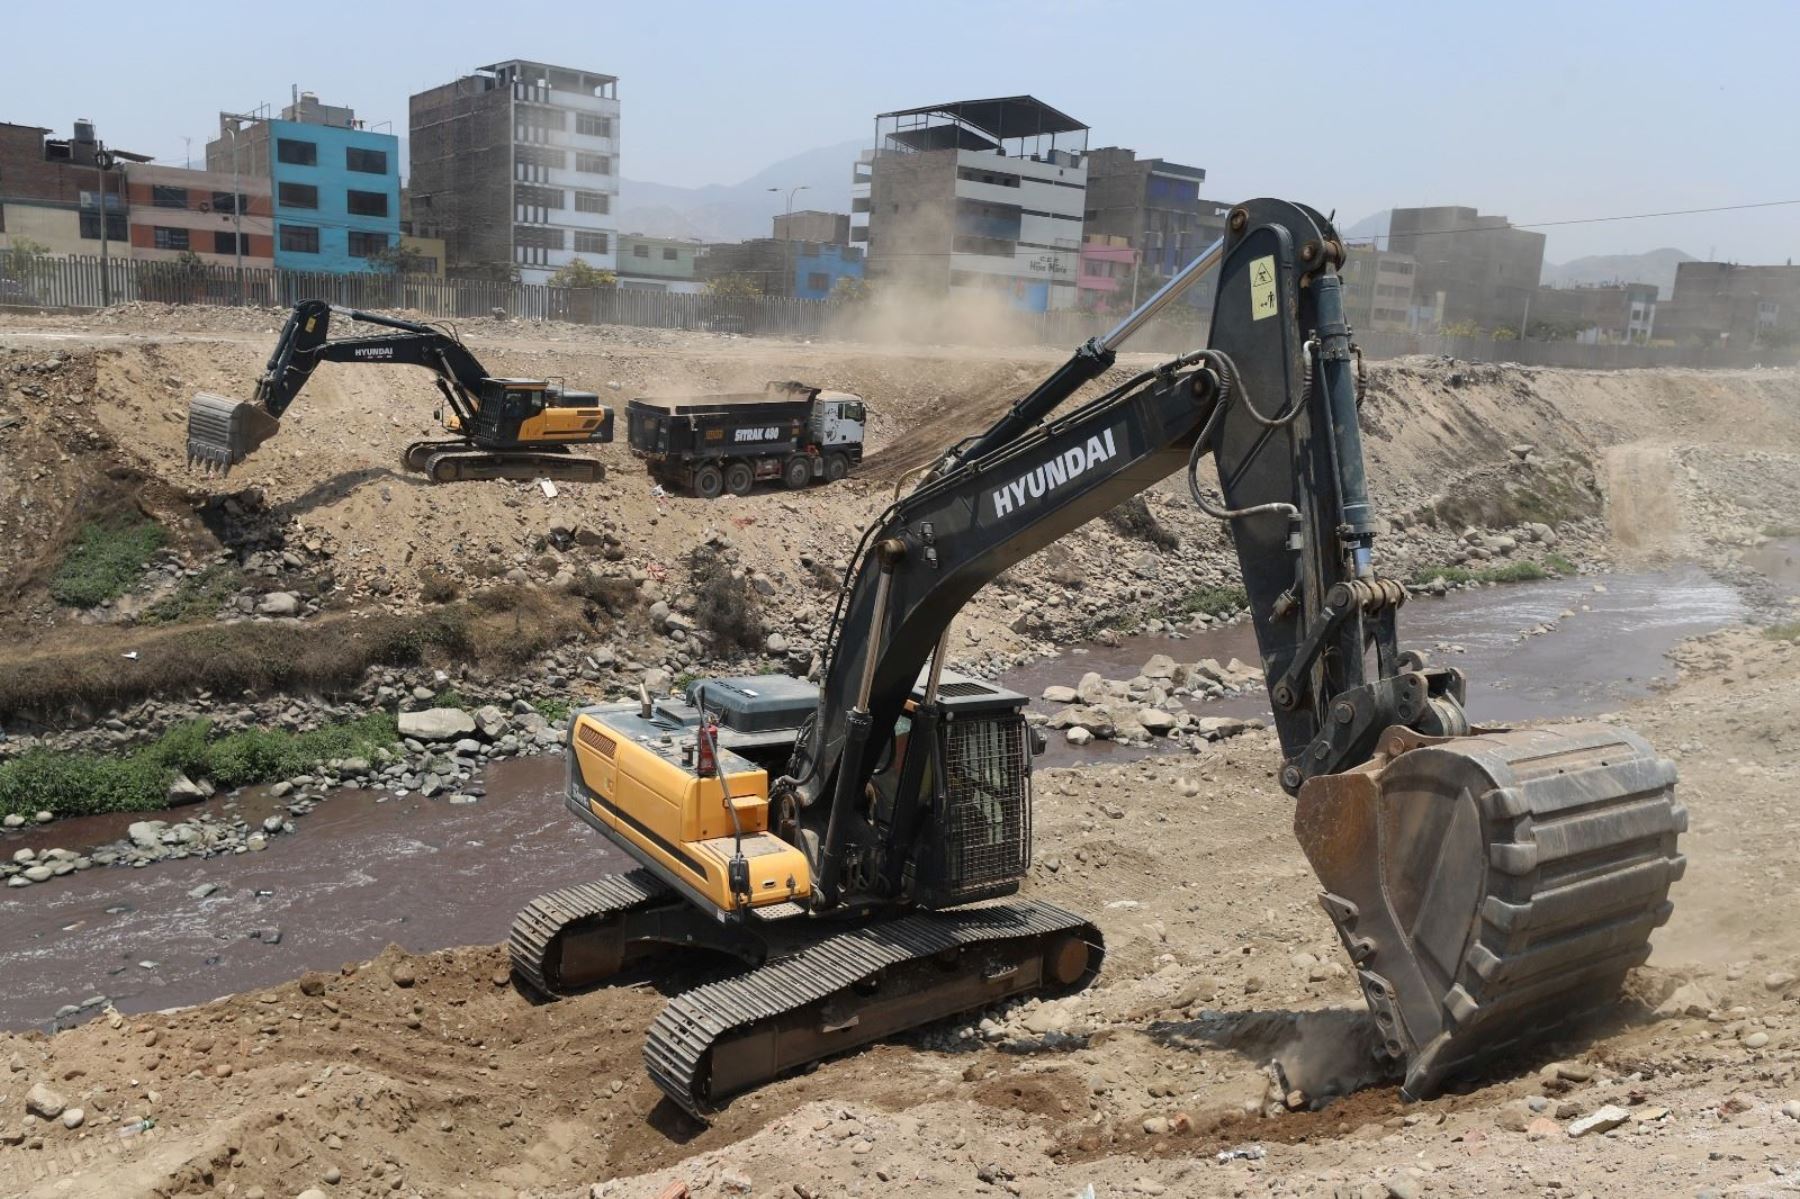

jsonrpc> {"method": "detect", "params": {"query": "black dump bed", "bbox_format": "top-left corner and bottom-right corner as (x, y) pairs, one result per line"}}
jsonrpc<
(628, 382), (820, 459)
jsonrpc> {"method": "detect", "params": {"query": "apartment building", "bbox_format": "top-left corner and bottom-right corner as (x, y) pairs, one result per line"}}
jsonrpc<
(125, 163), (273, 266)
(1082, 148), (1216, 280)
(0, 120), (148, 258)
(409, 60), (620, 284)
(1655, 261), (1800, 349)
(853, 96), (1088, 311)
(617, 234), (706, 293)
(1339, 244), (1416, 333)
(206, 93), (401, 273)
(1529, 281), (1659, 343)
(702, 238), (864, 300)
(1387, 206), (1546, 334)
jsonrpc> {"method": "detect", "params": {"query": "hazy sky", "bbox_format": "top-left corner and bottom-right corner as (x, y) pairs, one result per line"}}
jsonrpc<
(9, 0), (1795, 263)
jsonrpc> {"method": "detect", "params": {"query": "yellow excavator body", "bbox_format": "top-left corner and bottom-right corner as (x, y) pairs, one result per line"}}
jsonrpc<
(568, 707), (812, 912)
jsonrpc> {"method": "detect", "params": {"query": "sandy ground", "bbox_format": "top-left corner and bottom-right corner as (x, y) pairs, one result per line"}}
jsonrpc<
(1, 625), (1797, 1199)
(6, 308), (1800, 1197)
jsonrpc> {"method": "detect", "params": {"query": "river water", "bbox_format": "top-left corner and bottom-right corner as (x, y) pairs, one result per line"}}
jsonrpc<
(0, 561), (1765, 1030)
(1002, 564), (1747, 768)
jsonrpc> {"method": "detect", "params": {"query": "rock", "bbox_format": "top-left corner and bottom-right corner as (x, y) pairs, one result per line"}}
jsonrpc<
(1763, 971), (1796, 993)
(1567, 1104), (1630, 1138)
(1385, 1179), (1423, 1199)
(322, 1166), (342, 1184)
(22, 866), (52, 882)
(127, 821), (168, 849)
(25, 1083), (66, 1119)
(188, 882), (218, 900)
(1551, 1060), (1595, 1083)
(1744, 1031), (1770, 1049)
(765, 633), (787, 654)
(472, 705), (508, 738)
(261, 815), (284, 834)
(1, 814), (21, 829)
(166, 773), (212, 805)
(397, 708), (478, 742)
(298, 1190), (328, 1199)
(644, 668), (672, 694)
(1195, 716), (1251, 740)
(1075, 671), (1108, 704)
(1781, 1100), (1800, 1121)
(1141, 653), (1180, 680)
(1041, 685), (1079, 704)
(1065, 727), (1093, 746)
(256, 591), (301, 617)
(1509, 444), (1535, 461)
(1656, 979), (1720, 1018)
(390, 962), (416, 988)
(1137, 708), (1178, 736)
(1142, 1115), (1171, 1135)
(59, 1108), (84, 1130)
(1131, 1181), (1167, 1196)
(1046, 705), (1116, 739)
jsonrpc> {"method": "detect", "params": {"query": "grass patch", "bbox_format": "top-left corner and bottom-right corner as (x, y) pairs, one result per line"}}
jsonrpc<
(686, 546), (764, 654)
(1178, 585), (1246, 618)
(0, 713), (398, 820)
(141, 563), (242, 625)
(1544, 552), (1578, 575)
(1765, 621), (1800, 643)
(1765, 523), (1800, 539)
(418, 567), (461, 604)
(0, 588), (585, 725)
(50, 519), (166, 608)
(532, 697), (573, 725)
(432, 687), (469, 710)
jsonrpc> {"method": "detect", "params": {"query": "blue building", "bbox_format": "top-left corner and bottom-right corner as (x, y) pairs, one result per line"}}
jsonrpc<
(790, 243), (864, 301)
(267, 119), (400, 272)
(207, 94), (401, 274)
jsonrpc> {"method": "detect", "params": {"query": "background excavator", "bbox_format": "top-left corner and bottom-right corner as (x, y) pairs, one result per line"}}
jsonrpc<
(186, 299), (614, 483)
(510, 198), (1686, 1120)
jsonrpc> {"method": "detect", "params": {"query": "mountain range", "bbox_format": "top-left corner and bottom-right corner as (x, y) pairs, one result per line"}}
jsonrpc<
(617, 138), (863, 243)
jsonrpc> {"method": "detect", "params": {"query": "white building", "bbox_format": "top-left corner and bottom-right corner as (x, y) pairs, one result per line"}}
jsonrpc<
(855, 97), (1088, 312)
(410, 60), (619, 284)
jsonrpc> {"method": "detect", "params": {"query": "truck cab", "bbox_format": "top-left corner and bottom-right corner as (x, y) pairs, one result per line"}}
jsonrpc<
(810, 391), (867, 453)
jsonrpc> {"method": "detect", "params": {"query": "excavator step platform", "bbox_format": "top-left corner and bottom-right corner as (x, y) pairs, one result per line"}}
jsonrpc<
(1295, 722), (1684, 1099)
(510, 874), (1103, 1119)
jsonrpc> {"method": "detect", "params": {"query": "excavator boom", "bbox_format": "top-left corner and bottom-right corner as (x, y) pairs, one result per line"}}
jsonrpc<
(522, 197), (1683, 1115)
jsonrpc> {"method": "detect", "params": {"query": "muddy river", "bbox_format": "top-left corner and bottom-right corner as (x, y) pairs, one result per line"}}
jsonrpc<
(0, 561), (1765, 1030)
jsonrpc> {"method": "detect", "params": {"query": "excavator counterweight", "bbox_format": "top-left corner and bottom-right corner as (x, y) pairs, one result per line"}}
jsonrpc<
(511, 197), (1684, 1118)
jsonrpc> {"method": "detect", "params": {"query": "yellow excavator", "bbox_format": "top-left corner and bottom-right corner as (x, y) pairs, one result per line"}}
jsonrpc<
(186, 300), (614, 483)
(510, 198), (1685, 1118)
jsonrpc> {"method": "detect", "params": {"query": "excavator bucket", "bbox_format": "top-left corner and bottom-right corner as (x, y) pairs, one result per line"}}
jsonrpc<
(186, 392), (281, 475)
(1295, 722), (1684, 1099)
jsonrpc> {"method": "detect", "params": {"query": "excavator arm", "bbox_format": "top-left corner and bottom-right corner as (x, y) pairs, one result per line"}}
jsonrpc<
(186, 299), (493, 473)
(788, 198), (1685, 1098)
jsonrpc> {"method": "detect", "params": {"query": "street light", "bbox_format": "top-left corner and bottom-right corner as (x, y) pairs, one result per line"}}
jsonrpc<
(767, 184), (809, 298)
(92, 144), (117, 307)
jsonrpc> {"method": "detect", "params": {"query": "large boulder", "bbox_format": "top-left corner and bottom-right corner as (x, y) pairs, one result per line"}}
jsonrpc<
(1137, 708), (1178, 736)
(1141, 653), (1180, 680)
(1041, 685), (1079, 704)
(471, 704), (509, 739)
(397, 708), (478, 743)
(256, 591), (301, 617)
(126, 820), (168, 850)
(1075, 671), (1108, 705)
(1045, 705), (1116, 739)
(166, 774), (213, 805)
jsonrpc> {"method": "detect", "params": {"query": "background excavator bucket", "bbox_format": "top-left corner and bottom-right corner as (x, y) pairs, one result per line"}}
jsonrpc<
(1295, 723), (1684, 1099)
(187, 392), (281, 476)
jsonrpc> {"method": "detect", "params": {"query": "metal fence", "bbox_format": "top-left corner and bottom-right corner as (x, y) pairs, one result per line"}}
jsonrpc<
(3, 253), (1793, 371)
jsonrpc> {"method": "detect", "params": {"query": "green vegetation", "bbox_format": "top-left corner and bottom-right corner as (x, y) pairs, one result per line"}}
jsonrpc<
(50, 519), (167, 608)
(431, 687), (469, 710)
(548, 258), (617, 289)
(1544, 552), (1579, 575)
(1178, 585), (1247, 618)
(141, 563), (242, 625)
(0, 713), (398, 820)
(1765, 621), (1800, 643)
(532, 697), (573, 725)
(1764, 523), (1800, 539)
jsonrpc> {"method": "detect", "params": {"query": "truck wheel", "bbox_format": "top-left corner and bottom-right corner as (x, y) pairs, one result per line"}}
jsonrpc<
(782, 455), (812, 490)
(693, 464), (724, 499)
(725, 461), (756, 496)
(824, 453), (850, 483)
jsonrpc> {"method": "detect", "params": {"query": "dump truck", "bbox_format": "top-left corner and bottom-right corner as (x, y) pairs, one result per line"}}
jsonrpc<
(627, 382), (865, 498)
